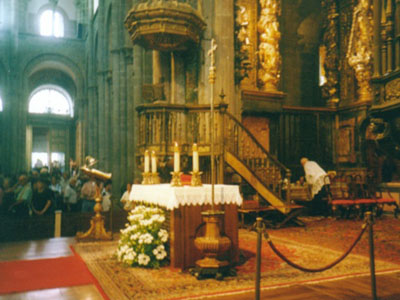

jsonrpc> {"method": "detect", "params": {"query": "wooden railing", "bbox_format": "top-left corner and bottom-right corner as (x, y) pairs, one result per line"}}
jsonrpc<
(136, 102), (292, 203)
(136, 102), (224, 156)
(222, 111), (291, 202)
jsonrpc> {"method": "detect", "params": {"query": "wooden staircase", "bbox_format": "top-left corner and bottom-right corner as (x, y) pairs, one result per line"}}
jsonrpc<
(222, 112), (294, 214)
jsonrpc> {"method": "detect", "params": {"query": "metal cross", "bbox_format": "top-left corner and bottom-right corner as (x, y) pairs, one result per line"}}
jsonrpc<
(207, 38), (217, 68)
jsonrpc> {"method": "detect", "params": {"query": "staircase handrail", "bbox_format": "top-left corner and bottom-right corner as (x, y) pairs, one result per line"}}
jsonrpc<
(222, 111), (290, 174)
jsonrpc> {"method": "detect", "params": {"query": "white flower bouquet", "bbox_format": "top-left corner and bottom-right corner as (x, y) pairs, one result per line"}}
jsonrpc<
(116, 205), (169, 268)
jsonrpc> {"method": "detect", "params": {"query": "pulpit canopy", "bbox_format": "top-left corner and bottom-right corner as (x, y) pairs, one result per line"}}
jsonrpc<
(125, 0), (206, 51)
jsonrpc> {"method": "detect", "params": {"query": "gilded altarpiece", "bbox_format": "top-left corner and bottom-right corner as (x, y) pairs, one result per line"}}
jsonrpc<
(385, 78), (400, 103)
(321, 0), (340, 107)
(234, 0), (258, 89)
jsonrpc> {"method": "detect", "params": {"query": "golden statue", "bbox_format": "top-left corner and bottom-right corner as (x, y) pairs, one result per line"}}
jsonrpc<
(347, 0), (373, 102)
(257, 0), (281, 91)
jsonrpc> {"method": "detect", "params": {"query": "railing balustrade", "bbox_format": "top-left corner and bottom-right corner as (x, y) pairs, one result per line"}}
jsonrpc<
(136, 102), (292, 203)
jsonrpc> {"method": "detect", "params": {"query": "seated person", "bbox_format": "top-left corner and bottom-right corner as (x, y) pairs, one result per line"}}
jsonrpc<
(8, 174), (32, 217)
(120, 182), (134, 211)
(101, 180), (112, 212)
(1, 177), (15, 215)
(49, 175), (62, 210)
(63, 177), (78, 212)
(80, 175), (97, 212)
(32, 176), (54, 216)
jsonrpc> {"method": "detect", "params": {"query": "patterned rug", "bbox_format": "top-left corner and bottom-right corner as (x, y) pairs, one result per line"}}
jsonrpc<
(73, 217), (400, 300)
(268, 215), (400, 265)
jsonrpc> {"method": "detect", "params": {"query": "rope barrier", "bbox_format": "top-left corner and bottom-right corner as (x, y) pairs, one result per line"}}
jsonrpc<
(263, 223), (368, 273)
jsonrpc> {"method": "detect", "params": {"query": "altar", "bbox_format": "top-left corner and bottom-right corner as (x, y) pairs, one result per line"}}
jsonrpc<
(129, 184), (242, 270)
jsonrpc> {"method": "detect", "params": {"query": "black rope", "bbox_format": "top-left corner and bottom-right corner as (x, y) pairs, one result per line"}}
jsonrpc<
(264, 224), (368, 273)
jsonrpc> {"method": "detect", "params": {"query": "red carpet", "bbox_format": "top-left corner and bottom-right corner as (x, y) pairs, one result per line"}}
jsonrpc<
(0, 249), (102, 295)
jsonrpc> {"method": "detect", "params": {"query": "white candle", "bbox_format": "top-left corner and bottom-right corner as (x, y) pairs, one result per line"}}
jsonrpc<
(151, 151), (157, 173)
(174, 142), (180, 172)
(193, 143), (199, 172)
(144, 150), (150, 173)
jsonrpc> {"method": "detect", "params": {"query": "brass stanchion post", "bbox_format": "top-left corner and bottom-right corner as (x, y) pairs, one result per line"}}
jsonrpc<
(366, 211), (378, 300)
(255, 217), (262, 300)
(192, 39), (232, 280)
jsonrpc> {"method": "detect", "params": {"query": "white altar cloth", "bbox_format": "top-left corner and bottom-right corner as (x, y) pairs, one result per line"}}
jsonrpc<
(128, 184), (242, 210)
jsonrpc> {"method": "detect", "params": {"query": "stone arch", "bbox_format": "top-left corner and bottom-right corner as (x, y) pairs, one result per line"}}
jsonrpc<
(22, 53), (85, 111)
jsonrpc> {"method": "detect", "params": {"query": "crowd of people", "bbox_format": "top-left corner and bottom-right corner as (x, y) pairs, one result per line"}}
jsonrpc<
(0, 163), (117, 218)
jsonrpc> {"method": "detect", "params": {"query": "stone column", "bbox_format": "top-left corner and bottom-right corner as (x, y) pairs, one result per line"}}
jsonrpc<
(386, 0), (394, 73)
(97, 71), (106, 169)
(110, 0), (121, 193)
(87, 86), (96, 157)
(119, 49), (128, 182)
(97, 1), (106, 170)
(214, 0), (235, 113)
(170, 52), (176, 104)
(125, 48), (134, 183)
(93, 85), (99, 160)
(152, 50), (162, 84)
(132, 45), (144, 179)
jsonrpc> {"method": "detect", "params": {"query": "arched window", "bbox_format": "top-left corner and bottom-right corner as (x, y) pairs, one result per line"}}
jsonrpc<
(29, 86), (73, 117)
(93, 0), (99, 14)
(40, 9), (64, 37)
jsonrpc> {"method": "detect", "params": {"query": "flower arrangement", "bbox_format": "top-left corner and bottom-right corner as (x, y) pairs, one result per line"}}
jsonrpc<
(116, 205), (169, 268)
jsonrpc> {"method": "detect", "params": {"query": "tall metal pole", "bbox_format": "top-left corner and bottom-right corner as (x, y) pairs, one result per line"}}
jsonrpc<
(367, 211), (378, 300)
(255, 217), (262, 300)
(208, 39), (217, 211)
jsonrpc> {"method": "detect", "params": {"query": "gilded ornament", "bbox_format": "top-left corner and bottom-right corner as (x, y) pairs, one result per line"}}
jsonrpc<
(385, 78), (400, 102)
(321, 0), (340, 106)
(125, 0), (206, 51)
(257, 0), (281, 91)
(234, 5), (252, 85)
(347, 0), (374, 102)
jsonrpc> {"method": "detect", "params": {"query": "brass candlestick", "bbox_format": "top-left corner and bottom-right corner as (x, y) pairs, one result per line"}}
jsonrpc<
(190, 171), (203, 186)
(170, 171), (183, 187)
(142, 172), (152, 184)
(194, 211), (231, 268)
(152, 172), (160, 184)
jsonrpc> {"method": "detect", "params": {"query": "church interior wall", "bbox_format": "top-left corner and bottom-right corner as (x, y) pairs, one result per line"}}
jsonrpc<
(1, 0), (400, 200)
(85, 0), (135, 193)
(0, 0), (86, 174)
